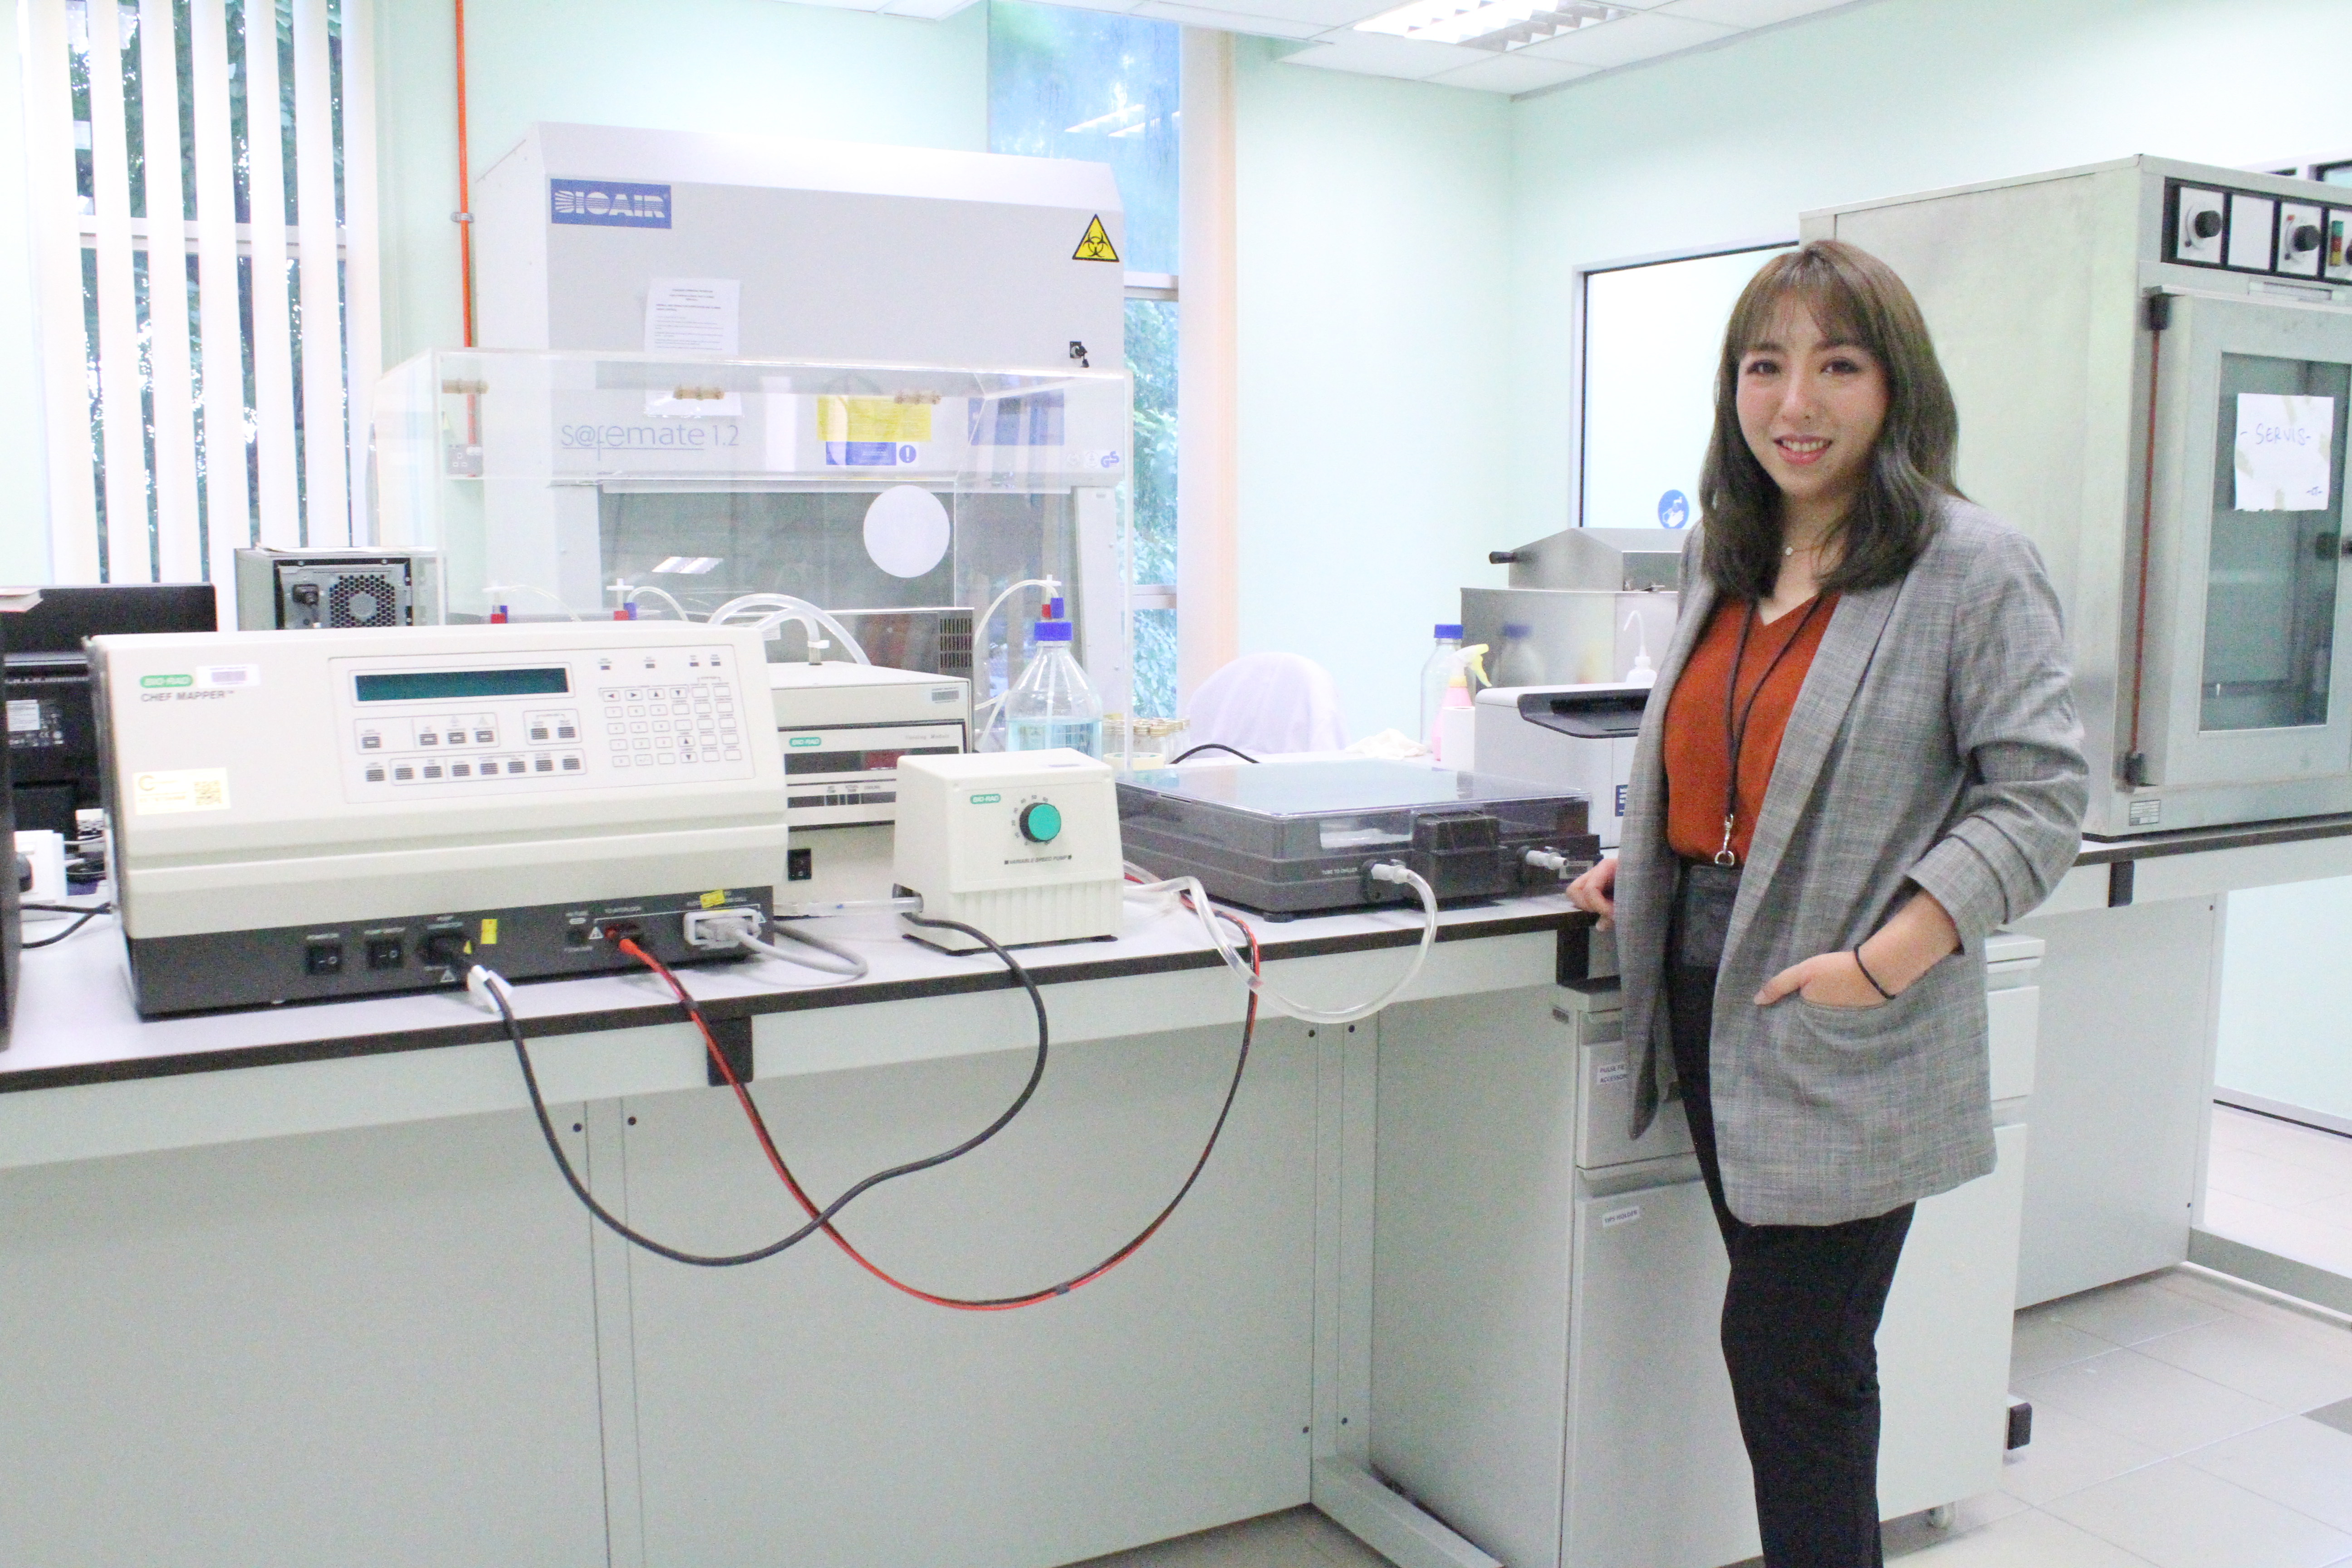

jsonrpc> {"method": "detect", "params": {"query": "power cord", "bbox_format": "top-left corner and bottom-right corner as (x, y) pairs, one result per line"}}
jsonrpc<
(730, 918), (870, 980)
(1168, 742), (1259, 765)
(20, 902), (114, 948)
(1123, 862), (1439, 1025)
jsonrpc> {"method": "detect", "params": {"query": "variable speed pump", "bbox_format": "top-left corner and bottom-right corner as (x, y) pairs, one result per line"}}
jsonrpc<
(95, 624), (790, 1015)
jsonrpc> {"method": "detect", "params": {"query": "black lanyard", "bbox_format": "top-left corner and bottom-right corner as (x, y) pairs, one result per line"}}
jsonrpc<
(1716, 594), (1829, 867)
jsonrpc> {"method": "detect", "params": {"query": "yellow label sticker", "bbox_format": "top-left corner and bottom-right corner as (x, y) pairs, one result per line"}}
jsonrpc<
(130, 767), (231, 815)
(1073, 215), (1119, 263)
(700, 889), (727, 909)
(479, 918), (499, 945)
(815, 397), (931, 445)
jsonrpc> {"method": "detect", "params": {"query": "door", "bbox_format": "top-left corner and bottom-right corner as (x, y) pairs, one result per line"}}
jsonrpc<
(2144, 292), (2352, 789)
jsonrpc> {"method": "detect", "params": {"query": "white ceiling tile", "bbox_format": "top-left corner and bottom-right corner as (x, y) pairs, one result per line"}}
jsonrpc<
(1279, 30), (1497, 80)
(1654, 0), (1861, 25)
(878, 0), (982, 18)
(1129, 0), (1330, 35)
(1216, 0), (1404, 26)
(1516, 9), (1733, 66)
(1017, 0), (1144, 15)
(1426, 52), (1598, 93)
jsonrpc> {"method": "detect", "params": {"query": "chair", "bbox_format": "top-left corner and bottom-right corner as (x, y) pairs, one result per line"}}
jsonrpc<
(1181, 652), (1349, 757)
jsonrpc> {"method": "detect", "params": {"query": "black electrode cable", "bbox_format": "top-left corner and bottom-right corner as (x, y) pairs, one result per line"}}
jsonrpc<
(488, 908), (1259, 1306)
(742, 905), (1259, 1309)
(1168, 742), (1259, 765)
(484, 919), (1051, 1269)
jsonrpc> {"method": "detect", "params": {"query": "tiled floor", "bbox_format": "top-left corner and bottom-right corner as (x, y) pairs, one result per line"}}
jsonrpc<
(1078, 1264), (2352, 1568)
(1070, 1507), (1392, 1568)
(2205, 1104), (2352, 1278)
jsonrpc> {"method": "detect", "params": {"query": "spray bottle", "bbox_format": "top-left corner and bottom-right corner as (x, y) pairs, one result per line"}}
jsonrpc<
(1433, 643), (1489, 768)
(1622, 608), (1658, 688)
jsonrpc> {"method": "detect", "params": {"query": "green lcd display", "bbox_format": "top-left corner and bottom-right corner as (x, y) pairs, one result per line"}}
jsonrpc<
(354, 667), (570, 702)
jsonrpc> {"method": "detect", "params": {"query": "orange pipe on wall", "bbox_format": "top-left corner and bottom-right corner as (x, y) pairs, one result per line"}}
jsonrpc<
(454, 0), (475, 347)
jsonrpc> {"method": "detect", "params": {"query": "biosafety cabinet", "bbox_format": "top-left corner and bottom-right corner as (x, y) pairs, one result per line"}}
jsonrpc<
(393, 125), (1139, 716)
(471, 122), (1128, 373)
(372, 349), (1134, 717)
(1805, 157), (2352, 837)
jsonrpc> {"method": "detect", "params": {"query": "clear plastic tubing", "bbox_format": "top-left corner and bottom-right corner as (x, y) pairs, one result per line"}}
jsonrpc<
(705, 593), (872, 665)
(1004, 617), (1104, 758)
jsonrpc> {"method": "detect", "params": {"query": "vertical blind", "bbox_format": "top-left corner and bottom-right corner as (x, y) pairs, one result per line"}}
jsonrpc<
(17, 0), (380, 587)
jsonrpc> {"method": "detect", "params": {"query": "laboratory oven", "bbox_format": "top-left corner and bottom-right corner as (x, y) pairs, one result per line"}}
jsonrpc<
(1806, 156), (2352, 836)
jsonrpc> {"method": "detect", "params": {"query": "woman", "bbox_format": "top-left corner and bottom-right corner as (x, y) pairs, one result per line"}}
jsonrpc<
(1566, 240), (2086, 1567)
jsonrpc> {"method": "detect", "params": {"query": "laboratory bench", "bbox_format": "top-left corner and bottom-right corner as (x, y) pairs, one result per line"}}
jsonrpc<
(0, 887), (1580, 1568)
(1, 808), (2345, 1568)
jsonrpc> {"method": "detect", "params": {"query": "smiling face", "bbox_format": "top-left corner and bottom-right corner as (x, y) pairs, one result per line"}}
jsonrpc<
(1734, 298), (1891, 538)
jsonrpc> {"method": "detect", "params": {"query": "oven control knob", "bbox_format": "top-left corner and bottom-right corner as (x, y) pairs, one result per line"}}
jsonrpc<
(2292, 223), (2323, 254)
(1017, 802), (1063, 844)
(2190, 208), (2223, 240)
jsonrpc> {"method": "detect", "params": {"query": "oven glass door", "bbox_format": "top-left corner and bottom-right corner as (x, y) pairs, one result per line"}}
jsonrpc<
(2148, 294), (2352, 789)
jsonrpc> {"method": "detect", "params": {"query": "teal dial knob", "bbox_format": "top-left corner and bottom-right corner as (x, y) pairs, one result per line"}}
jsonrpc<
(1018, 801), (1063, 844)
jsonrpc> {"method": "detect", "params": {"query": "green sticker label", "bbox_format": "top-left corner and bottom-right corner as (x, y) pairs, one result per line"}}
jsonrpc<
(788, 735), (823, 747)
(140, 673), (193, 689)
(969, 793), (1001, 805)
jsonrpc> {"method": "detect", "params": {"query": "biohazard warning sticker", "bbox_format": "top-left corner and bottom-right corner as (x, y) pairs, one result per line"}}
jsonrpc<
(1073, 215), (1120, 263)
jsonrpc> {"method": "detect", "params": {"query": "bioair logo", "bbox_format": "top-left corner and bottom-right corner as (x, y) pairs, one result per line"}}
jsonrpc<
(549, 179), (671, 229)
(140, 673), (193, 689)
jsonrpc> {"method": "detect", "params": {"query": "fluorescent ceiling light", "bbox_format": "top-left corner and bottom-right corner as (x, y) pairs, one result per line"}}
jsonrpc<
(1355, 0), (1625, 51)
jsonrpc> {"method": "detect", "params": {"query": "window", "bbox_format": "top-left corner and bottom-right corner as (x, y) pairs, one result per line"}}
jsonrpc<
(989, 0), (1180, 717)
(20, 0), (379, 586)
(1580, 244), (1791, 534)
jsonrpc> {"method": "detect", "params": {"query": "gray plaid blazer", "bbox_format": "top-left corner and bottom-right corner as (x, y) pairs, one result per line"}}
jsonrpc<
(1618, 498), (2087, 1226)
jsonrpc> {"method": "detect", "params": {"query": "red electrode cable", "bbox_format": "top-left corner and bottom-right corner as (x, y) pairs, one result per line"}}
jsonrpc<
(617, 923), (1259, 1312)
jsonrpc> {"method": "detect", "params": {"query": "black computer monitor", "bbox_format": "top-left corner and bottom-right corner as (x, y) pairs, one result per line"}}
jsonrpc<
(5, 583), (219, 836)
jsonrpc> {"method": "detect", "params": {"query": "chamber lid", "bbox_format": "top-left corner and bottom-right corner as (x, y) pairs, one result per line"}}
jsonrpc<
(1120, 758), (1578, 818)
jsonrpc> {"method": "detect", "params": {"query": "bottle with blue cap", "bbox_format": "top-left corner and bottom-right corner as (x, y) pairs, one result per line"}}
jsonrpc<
(1492, 621), (1541, 688)
(1420, 622), (1464, 752)
(1004, 598), (1104, 758)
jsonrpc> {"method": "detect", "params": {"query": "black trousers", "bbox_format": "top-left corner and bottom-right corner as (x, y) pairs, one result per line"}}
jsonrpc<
(1666, 960), (1915, 1568)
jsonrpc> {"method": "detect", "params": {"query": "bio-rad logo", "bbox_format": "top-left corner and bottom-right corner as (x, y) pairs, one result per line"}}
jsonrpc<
(549, 179), (671, 229)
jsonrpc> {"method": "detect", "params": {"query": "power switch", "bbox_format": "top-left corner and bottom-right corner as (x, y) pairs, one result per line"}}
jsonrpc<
(366, 936), (405, 970)
(304, 939), (345, 976)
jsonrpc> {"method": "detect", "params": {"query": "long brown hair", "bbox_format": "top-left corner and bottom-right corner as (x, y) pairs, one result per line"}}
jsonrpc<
(1696, 240), (1960, 600)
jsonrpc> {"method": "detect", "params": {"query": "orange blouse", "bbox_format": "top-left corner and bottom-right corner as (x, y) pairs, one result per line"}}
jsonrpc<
(1663, 594), (1839, 866)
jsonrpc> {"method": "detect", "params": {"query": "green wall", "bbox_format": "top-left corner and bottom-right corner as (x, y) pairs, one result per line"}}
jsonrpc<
(1234, 42), (1511, 739)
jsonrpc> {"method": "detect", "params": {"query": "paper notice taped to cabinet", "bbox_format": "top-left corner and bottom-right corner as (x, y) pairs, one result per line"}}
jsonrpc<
(645, 278), (739, 357)
(2234, 393), (2334, 511)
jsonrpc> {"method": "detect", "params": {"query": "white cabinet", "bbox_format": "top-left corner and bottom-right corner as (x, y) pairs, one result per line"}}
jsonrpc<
(1879, 1123), (2030, 1518)
(1563, 1175), (1754, 1568)
(1372, 942), (2043, 1568)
